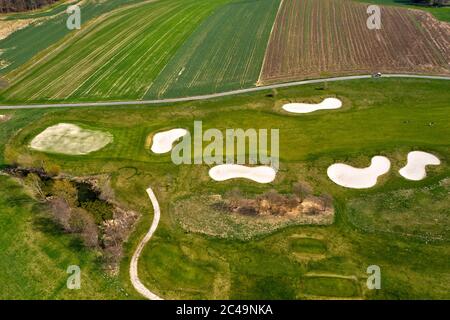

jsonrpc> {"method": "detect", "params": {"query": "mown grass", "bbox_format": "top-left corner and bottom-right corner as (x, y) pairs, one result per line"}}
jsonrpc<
(144, 0), (281, 99)
(0, 0), (143, 75)
(301, 276), (360, 298)
(290, 238), (328, 255)
(1, 0), (228, 102)
(1, 78), (449, 299)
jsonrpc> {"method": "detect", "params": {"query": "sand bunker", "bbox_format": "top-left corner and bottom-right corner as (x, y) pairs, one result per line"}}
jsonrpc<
(151, 128), (188, 154)
(0, 115), (11, 122)
(30, 123), (113, 155)
(209, 164), (276, 184)
(282, 98), (342, 114)
(399, 151), (441, 181)
(327, 156), (391, 189)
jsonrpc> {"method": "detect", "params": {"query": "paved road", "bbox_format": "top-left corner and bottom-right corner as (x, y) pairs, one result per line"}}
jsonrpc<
(129, 187), (163, 300)
(1, 74), (449, 110)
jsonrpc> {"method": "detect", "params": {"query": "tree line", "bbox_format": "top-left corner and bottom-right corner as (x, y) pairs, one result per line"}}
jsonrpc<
(0, 0), (59, 13)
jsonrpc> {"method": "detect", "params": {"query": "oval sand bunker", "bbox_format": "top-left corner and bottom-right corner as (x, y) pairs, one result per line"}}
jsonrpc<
(327, 156), (391, 189)
(151, 128), (188, 154)
(282, 98), (342, 114)
(209, 164), (276, 184)
(30, 123), (113, 155)
(399, 151), (440, 181)
(0, 115), (11, 122)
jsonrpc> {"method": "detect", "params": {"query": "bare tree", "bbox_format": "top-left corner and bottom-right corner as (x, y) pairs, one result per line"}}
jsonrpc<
(49, 198), (72, 231)
(293, 181), (312, 201)
(24, 173), (45, 201)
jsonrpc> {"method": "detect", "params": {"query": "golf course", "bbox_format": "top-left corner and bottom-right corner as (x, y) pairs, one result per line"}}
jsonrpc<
(0, 0), (449, 300)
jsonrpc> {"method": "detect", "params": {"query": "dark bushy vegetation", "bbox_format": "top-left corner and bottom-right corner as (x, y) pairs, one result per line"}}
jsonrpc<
(0, 0), (59, 13)
(3, 166), (138, 273)
(220, 182), (334, 217)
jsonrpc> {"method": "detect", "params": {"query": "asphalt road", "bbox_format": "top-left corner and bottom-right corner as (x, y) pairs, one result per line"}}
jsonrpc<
(0, 74), (449, 110)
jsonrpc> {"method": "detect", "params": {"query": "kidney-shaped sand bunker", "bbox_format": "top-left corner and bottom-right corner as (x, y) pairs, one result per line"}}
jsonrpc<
(399, 151), (441, 181)
(327, 156), (391, 189)
(150, 128), (188, 154)
(30, 123), (113, 155)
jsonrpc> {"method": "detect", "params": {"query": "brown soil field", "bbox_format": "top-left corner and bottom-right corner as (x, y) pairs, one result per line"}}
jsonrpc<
(258, 0), (450, 84)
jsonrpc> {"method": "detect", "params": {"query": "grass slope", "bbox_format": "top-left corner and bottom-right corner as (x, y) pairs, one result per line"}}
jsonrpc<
(0, 109), (135, 299)
(144, 0), (281, 99)
(1, 0), (227, 102)
(0, 176), (131, 299)
(0, 0), (143, 75)
(2, 78), (449, 299)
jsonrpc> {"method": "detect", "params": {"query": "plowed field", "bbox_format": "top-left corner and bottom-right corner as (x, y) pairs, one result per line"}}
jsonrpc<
(259, 0), (450, 84)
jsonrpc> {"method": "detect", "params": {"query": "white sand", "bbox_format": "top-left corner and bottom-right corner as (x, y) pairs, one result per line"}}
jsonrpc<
(209, 164), (276, 184)
(399, 151), (440, 181)
(327, 156), (391, 189)
(0, 115), (11, 122)
(30, 123), (113, 155)
(150, 128), (188, 154)
(282, 98), (342, 114)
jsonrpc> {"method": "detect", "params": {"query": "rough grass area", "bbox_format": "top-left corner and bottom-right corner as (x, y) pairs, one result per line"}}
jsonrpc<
(144, 0), (280, 99)
(1, 78), (449, 299)
(172, 195), (333, 240)
(348, 178), (450, 241)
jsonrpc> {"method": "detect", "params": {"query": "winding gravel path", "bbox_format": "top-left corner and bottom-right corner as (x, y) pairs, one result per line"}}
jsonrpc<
(129, 187), (163, 300)
(1, 74), (449, 110)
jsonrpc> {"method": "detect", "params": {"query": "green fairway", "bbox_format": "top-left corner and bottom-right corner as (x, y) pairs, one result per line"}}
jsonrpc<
(0, 0), (229, 102)
(144, 0), (281, 99)
(2, 78), (449, 299)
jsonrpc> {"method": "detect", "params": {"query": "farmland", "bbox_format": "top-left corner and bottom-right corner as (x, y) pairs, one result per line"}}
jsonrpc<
(144, 0), (280, 99)
(0, 0), (229, 102)
(259, 0), (450, 84)
(1, 78), (449, 299)
(0, 0), (449, 302)
(0, 0), (143, 75)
